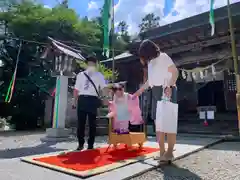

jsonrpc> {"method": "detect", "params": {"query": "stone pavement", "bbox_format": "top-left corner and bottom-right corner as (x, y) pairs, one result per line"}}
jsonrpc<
(131, 141), (240, 180)
(0, 132), (221, 180)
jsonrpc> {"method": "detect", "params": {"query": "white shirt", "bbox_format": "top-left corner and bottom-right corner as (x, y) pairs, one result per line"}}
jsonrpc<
(74, 70), (107, 96)
(148, 52), (174, 87)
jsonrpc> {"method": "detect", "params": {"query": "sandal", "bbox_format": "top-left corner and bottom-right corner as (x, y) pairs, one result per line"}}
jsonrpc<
(153, 151), (165, 160)
(157, 153), (173, 165)
(163, 152), (174, 161)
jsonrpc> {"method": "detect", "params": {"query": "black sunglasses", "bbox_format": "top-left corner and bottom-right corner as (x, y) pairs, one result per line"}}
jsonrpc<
(112, 87), (123, 92)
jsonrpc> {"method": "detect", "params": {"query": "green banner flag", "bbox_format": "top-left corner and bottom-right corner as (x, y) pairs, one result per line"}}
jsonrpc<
(209, 0), (215, 36)
(102, 0), (113, 58)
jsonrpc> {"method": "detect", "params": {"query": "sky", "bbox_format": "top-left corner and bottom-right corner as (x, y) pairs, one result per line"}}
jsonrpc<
(39, 0), (240, 35)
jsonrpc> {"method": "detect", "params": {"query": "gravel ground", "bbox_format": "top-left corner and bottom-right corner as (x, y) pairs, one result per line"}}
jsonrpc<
(131, 141), (240, 180)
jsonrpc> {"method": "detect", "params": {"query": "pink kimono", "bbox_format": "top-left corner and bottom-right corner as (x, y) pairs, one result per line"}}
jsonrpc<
(108, 93), (144, 134)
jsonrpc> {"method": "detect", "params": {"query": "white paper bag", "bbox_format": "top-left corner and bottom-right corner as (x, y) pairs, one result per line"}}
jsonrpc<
(207, 111), (214, 119)
(199, 111), (205, 119)
(155, 100), (178, 134)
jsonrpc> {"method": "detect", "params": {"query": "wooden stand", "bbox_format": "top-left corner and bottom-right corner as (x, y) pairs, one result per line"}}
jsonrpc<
(107, 118), (146, 150)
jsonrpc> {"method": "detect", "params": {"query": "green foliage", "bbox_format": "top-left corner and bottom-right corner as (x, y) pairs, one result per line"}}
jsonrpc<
(117, 21), (130, 42)
(0, 1), (100, 44)
(7, 88), (46, 130)
(97, 63), (118, 81)
(139, 13), (160, 32)
(0, 0), (129, 55)
(77, 61), (118, 81)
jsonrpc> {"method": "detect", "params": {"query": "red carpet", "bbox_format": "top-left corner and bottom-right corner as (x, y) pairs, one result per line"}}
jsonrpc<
(33, 145), (159, 173)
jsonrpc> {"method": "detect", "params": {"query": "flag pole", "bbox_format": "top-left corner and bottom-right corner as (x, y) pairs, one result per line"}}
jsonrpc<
(111, 0), (115, 83)
(227, 0), (240, 135)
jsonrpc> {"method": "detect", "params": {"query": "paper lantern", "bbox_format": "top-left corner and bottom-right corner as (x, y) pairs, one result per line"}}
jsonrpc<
(200, 71), (204, 79)
(192, 72), (197, 80)
(204, 69), (208, 77)
(211, 65), (216, 75)
(181, 70), (187, 79)
(186, 72), (192, 81)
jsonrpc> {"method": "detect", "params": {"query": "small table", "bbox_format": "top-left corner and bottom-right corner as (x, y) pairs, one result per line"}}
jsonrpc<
(107, 118), (146, 151)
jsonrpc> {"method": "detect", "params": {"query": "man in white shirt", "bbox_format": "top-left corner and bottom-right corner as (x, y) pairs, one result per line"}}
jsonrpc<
(73, 55), (107, 150)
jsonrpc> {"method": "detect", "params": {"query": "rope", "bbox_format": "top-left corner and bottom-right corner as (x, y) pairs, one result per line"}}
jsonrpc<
(177, 67), (228, 102)
(179, 55), (229, 72)
(7, 36), (127, 53)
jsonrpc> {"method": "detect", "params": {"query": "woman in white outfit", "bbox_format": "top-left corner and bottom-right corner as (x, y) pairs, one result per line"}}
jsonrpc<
(133, 39), (179, 162)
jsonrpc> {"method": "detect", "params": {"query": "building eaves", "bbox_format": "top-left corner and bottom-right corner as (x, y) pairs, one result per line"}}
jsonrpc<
(139, 2), (240, 40)
(101, 52), (134, 63)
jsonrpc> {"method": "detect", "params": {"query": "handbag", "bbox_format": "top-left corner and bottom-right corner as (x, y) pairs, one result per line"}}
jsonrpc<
(83, 72), (102, 108)
(155, 99), (178, 134)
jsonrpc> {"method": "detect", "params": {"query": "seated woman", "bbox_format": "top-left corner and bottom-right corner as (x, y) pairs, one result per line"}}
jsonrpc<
(107, 82), (143, 134)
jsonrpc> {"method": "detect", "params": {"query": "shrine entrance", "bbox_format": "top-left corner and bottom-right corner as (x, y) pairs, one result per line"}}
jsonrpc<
(198, 80), (226, 112)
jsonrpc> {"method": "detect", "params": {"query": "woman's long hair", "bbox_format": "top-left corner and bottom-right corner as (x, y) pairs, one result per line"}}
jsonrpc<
(138, 39), (160, 64)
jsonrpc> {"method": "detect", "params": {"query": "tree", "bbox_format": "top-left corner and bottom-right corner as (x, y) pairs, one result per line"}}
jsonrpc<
(92, 9), (130, 58)
(117, 21), (128, 36)
(0, 0), (18, 10)
(117, 20), (130, 43)
(139, 13), (160, 32)
(0, 1), (102, 47)
(61, 0), (68, 8)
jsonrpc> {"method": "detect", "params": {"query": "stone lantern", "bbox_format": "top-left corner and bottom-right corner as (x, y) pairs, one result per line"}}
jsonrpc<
(41, 37), (85, 141)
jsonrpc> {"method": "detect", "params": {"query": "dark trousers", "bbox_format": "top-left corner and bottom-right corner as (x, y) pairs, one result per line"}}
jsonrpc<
(77, 95), (99, 147)
(129, 124), (142, 132)
(77, 110), (97, 147)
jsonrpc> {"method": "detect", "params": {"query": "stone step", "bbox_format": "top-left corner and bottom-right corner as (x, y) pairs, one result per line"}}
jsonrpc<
(70, 125), (109, 136)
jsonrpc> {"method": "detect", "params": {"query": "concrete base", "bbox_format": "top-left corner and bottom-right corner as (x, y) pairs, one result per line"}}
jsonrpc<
(41, 128), (74, 142)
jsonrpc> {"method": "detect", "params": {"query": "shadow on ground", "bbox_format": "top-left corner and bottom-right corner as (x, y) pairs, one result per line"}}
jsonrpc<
(0, 136), (110, 159)
(0, 130), (45, 137)
(147, 136), (240, 151)
(0, 142), (65, 159)
(156, 164), (202, 180)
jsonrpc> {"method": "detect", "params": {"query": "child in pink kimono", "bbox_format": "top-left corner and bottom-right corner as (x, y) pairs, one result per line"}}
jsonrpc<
(107, 83), (144, 134)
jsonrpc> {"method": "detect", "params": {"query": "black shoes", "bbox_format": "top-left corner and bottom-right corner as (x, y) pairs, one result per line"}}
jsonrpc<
(76, 145), (84, 151)
(87, 145), (94, 150)
(76, 145), (94, 151)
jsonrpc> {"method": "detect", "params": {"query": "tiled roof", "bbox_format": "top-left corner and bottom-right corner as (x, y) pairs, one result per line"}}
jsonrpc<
(52, 42), (85, 60)
(140, 2), (240, 40)
(49, 37), (85, 61)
